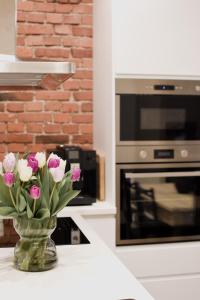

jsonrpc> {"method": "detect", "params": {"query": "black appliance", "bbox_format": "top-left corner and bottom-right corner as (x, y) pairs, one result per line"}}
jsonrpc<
(52, 145), (97, 206)
(0, 217), (90, 247)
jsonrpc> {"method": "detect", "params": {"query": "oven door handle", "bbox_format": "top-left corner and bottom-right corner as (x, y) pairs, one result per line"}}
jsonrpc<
(125, 171), (200, 179)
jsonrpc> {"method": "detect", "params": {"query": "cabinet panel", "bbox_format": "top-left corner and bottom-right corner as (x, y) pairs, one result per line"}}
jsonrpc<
(113, 0), (200, 77)
(142, 275), (200, 300)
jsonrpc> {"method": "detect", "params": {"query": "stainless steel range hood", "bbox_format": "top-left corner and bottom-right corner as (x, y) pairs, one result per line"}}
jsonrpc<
(0, 0), (75, 88)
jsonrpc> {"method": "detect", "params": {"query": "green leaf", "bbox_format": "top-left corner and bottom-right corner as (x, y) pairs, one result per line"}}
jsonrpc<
(18, 194), (26, 213)
(0, 177), (13, 206)
(41, 166), (50, 209)
(27, 201), (33, 219)
(36, 208), (50, 220)
(0, 206), (17, 217)
(52, 190), (80, 216)
(51, 188), (59, 215)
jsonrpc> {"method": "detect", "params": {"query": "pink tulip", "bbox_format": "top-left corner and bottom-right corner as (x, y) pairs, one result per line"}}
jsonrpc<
(71, 167), (81, 182)
(48, 158), (60, 169)
(27, 154), (39, 173)
(29, 185), (41, 200)
(3, 172), (15, 187)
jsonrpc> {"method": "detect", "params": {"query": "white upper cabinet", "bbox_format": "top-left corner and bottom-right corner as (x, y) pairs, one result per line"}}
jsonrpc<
(113, 0), (200, 77)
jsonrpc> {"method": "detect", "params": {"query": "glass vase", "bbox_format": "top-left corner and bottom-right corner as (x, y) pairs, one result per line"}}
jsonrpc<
(13, 216), (57, 272)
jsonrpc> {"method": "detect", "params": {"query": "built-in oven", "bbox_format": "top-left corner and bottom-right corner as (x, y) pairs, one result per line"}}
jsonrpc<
(116, 78), (200, 246)
(116, 162), (200, 245)
(116, 79), (200, 147)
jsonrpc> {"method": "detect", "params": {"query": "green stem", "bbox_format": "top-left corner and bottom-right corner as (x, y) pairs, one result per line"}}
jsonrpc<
(9, 188), (17, 211)
(33, 200), (36, 216)
(49, 183), (56, 208)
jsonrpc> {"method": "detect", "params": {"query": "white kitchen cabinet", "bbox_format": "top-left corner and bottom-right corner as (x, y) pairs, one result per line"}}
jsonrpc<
(93, 1), (200, 299)
(113, 0), (200, 78)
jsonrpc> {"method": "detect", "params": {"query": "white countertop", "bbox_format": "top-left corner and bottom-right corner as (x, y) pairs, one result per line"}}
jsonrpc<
(0, 213), (154, 300)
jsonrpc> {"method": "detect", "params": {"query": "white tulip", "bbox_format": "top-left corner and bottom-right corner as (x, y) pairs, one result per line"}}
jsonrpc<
(35, 152), (46, 168)
(17, 159), (32, 182)
(50, 167), (65, 183)
(3, 152), (16, 172)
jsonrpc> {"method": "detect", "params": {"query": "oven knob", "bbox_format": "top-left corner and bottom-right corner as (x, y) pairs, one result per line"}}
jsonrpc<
(181, 149), (188, 158)
(139, 150), (147, 159)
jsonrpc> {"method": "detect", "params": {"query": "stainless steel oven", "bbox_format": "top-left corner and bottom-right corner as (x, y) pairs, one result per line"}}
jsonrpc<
(116, 78), (200, 245)
(116, 78), (200, 148)
(116, 162), (200, 245)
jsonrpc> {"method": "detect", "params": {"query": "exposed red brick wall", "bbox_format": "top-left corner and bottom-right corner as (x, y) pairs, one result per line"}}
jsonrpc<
(0, 0), (93, 160)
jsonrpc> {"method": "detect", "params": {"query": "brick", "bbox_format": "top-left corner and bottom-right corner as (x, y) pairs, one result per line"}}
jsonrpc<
(82, 58), (93, 68)
(46, 13), (63, 24)
(0, 113), (15, 122)
(43, 36), (61, 46)
(16, 47), (33, 59)
(0, 123), (6, 133)
(17, 12), (26, 22)
(8, 123), (24, 133)
(24, 102), (43, 112)
(63, 15), (81, 25)
(6, 134), (33, 143)
(72, 134), (92, 144)
(54, 25), (72, 35)
(0, 144), (6, 153)
(81, 15), (93, 26)
(62, 124), (79, 134)
(79, 37), (92, 48)
(72, 26), (92, 37)
(62, 37), (78, 47)
(55, 4), (73, 13)
(36, 135), (69, 144)
(34, 2), (55, 13)
(80, 80), (93, 89)
(35, 48), (70, 58)
(35, 91), (70, 101)
(61, 103), (79, 113)
(27, 144), (46, 153)
(74, 91), (93, 101)
(72, 48), (92, 58)
(17, 36), (25, 46)
(0, 103), (5, 112)
(44, 124), (62, 133)
(53, 114), (71, 123)
(7, 103), (24, 112)
(80, 124), (93, 134)
(72, 114), (92, 123)
(26, 36), (44, 46)
(18, 1), (34, 11)
(45, 102), (61, 111)
(81, 102), (93, 112)
(73, 70), (92, 79)
(63, 80), (80, 90)
(73, 4), (92, 14)
(18, 113), (52, 123)
(18, 24), (54, 35)
(0, 92), (34, 102)
(26, 13), (46, 23)
(7, 144), (26, 153)
(27, 123), (43, 133)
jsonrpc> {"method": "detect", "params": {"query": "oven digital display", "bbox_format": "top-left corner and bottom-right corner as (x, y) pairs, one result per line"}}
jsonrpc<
(154, 149), (174, 159)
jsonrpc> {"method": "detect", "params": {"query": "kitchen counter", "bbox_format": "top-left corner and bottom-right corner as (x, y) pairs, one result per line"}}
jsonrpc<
(0, 213), (154, 300)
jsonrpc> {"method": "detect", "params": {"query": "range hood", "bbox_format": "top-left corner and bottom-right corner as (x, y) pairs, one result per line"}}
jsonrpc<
(0, 0), (75, 89)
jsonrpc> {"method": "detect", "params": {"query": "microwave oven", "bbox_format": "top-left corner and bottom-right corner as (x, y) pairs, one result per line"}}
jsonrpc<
(116, 79), (200, 163)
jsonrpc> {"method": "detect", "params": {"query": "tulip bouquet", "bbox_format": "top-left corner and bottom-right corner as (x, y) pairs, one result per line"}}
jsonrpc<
(0, 152), (81, 272)
(0, 152), (81, 219)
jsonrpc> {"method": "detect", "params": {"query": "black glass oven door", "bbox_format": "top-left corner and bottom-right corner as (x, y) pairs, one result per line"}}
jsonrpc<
(119, 94), (200, 141)
(118, 167), (200, 245)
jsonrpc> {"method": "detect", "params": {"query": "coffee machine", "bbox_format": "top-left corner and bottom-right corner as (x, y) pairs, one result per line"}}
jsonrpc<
(50, 145), (97, 206)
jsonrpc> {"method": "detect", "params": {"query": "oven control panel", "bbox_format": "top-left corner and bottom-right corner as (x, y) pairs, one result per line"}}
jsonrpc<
(116, 145), (200, 163)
